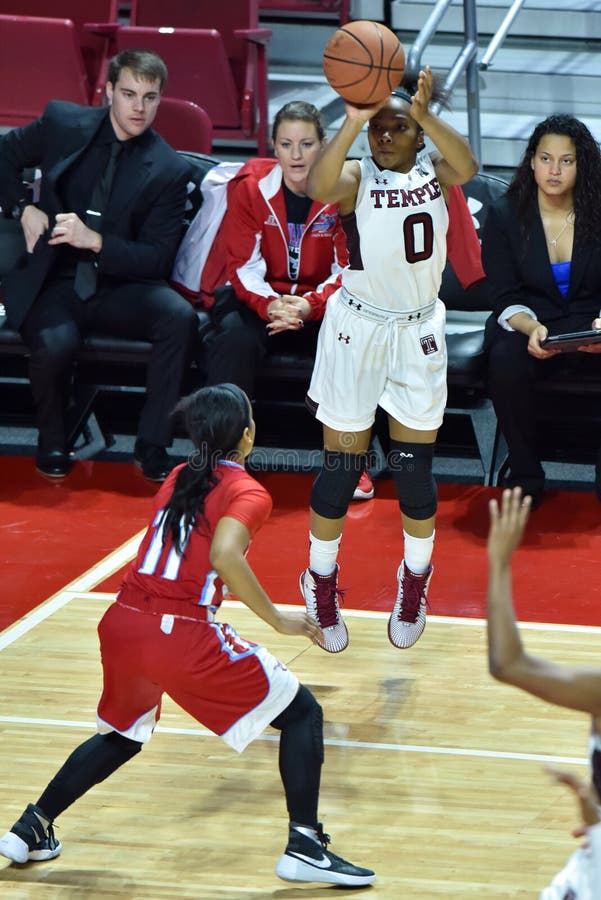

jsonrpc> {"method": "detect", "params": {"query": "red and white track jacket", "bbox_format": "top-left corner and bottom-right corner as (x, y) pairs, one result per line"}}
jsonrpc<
(171, 159), (483, 312)
(223, 158), (348, 321)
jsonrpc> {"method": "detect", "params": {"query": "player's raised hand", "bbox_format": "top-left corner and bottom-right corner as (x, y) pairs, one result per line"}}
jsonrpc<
(544, 766), (601, 835)
(487, 487), (531, 567)
(410, 66), (434, 125)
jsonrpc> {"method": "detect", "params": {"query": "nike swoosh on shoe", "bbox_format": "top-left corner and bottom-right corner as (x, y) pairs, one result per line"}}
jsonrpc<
(290, 852), (333, 869)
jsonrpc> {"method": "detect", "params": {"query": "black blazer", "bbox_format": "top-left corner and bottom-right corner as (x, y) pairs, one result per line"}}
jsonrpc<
(481, 195), (601, 332)
(0, 100), (192, 328)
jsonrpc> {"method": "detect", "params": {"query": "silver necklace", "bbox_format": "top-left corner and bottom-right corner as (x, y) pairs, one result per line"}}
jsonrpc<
(548, 210), (575, 247)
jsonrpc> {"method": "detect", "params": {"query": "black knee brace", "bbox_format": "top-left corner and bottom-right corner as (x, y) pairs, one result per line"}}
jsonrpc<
(310, 450), (367, 519)
(270, 684), (324, 763)
(389, 440), (437, 519)
(271, 685), (324, 825)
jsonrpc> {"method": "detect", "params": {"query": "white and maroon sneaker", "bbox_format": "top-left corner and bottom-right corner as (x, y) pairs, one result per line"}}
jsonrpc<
(352, 470), (375, 501)
(387, 561), (433, 649)
(300, 565), (348, 653)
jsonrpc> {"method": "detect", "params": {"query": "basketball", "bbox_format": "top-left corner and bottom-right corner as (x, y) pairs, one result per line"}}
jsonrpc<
(322, 20), (405, 106)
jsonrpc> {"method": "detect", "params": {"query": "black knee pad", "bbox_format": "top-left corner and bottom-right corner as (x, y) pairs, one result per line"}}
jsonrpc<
(310, 450), (367, 519)
(271, 685), (324, 762)
(389, 440), (437, 519)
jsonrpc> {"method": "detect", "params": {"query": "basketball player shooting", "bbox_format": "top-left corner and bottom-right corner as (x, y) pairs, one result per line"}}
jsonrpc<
(299, 65), (479, 653)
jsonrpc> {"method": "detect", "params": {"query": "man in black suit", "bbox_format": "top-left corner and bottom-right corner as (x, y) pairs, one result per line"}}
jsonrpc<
(0, 48), (198, 479)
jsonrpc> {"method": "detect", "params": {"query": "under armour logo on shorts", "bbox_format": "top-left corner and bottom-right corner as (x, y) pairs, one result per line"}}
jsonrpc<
(338, 333), (351, 344)
(420, 334), (438, 355)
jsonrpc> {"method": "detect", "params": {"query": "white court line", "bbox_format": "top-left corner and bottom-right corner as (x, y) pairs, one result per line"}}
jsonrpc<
(0, 530), (145, 652)
(0, 715), (587, 767)
(4, 569), (601, 654)
(1, 549), (597, 768)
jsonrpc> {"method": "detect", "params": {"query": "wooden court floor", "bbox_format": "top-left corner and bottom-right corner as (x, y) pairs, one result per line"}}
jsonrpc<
(1, 580), (598, 899)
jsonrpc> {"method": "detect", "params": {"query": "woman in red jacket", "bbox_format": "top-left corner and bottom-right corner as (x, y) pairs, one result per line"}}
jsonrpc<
(205, 101), (348, 399)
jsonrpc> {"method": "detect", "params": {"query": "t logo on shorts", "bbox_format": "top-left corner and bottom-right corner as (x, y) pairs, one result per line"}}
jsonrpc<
(420, 334), (438, 355)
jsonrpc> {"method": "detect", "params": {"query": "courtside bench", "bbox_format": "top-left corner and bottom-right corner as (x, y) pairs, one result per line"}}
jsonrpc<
(7, 167), (595, 487)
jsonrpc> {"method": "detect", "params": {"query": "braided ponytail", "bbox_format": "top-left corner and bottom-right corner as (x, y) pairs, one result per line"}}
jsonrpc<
(160, 384), (252, 554)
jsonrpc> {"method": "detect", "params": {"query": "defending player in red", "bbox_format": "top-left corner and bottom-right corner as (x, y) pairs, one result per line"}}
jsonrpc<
(0, 384), (375, 888)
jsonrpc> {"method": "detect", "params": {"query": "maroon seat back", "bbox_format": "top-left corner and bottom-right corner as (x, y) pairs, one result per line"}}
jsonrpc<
(153, 97), (213, 154)
(132, 1), (258, 98)
(258, 0), (350, 22)
(128, 0), (270, 153)
(0, 1), (118, 102)
(112, 27), (241, 129)
(0, 15), (90, 127)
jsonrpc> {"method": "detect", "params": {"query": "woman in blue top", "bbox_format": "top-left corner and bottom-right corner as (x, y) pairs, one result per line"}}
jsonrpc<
(481, 115), (601, 507)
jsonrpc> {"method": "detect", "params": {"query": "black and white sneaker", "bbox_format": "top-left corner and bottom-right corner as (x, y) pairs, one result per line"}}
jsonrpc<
(0, 803), (61, 864)
(275, 823), (375, 886)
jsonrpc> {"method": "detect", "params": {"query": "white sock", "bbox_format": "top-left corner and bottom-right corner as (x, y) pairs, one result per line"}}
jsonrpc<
(309, 532), (341, 576)
(403, 530), (434, 574)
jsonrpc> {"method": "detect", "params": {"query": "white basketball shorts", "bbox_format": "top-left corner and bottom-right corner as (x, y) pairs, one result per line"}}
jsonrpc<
(307, 290), (448, 433)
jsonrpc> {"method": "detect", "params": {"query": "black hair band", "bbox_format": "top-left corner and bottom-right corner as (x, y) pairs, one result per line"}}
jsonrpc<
(391, 87), (413, 103)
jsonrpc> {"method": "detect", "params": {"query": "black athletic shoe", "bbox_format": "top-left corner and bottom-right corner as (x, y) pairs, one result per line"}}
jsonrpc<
(35, 448), (72, 478)
(134, 438), (174, 482)
(275, 823), (376, 886)
(0, 803), (61, 864)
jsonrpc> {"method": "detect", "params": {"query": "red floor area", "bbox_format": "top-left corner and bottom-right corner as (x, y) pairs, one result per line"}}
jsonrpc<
(2, 456), (600, 630)
(1, 456), (156, 631)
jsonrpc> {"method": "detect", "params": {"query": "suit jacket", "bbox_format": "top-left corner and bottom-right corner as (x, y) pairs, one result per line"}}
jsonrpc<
(481, 194), (601, 331)
(0, 100), (192, 329)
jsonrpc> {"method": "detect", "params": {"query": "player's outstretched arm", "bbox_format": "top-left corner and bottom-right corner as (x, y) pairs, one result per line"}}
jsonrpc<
(412, 66), (478, 186)
(487, 488), (601, 715)
(305, 101), (379, 208)
(210, 517), (323, 643)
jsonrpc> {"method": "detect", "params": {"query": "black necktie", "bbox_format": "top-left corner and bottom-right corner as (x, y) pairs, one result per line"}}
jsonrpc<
(74, 141), (123, 301)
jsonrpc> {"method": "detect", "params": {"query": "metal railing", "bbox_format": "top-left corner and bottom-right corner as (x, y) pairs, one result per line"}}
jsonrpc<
(406, 0), (527, 166)
(407, 0), (481, 161)
(480, 0), (526, 70)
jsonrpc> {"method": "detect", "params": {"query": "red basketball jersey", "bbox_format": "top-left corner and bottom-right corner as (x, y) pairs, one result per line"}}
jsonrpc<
(121, 461), (272, 610)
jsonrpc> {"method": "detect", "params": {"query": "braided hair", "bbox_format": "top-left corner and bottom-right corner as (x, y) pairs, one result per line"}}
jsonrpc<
(507, 114), (601, 245)
(160, 384), (252, 555)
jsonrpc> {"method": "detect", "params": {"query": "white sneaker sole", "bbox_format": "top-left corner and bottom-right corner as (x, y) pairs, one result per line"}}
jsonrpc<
(0, 830), (62, 864)
(275, 853), (376, 886)
(352, 486), (375, 501)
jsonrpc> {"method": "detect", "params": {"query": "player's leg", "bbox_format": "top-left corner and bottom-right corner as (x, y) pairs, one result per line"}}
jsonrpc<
(300, 425), (371, 653)
(303, 299), (384, 652)
(0, 603), (158, 864)
(0, 732), (142, 864)
(271, 685), (375, 887)
(387, 418), (438, 649)
(380, 305), (446, 648)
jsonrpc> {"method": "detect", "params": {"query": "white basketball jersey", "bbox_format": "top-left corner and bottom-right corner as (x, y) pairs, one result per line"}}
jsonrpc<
(342, 151), (449, 311)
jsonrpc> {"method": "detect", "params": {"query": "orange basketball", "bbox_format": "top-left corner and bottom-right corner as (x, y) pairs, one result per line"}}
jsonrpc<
(322, 20), (405, 106)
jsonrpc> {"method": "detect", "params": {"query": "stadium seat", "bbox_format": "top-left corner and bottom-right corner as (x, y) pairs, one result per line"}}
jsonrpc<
(259, 0), (350, 23)
(124, 0), (271, 154)
(0, 15), (90, 127)
(0, 1), (118, 104)
(153, 97), (213, 154)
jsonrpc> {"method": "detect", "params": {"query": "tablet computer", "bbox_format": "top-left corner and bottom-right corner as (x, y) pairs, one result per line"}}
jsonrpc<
(541, 329), (601, 352)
